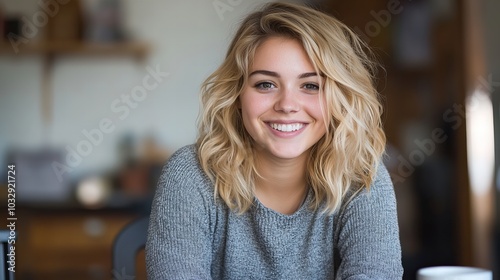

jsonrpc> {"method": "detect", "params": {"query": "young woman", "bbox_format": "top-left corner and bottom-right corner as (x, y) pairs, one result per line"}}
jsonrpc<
(146, 2), (403, 279)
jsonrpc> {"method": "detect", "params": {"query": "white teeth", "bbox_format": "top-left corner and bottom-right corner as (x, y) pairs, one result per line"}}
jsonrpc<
(270, 123), (304, 132)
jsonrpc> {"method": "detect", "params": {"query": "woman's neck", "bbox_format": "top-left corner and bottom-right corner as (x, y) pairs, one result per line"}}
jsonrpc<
(253, 151), (309, 215)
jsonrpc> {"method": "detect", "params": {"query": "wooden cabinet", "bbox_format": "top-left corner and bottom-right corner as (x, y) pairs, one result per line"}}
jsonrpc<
(14, 207), (146, 280)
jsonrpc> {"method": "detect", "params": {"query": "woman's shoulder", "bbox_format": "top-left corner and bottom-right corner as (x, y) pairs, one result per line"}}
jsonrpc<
(372, 162), (393, 190)
(164, 144), (199, 172)
(344, 162), (395, 206)
(159, 144), (212, 193)
(167, 144), (198, 166)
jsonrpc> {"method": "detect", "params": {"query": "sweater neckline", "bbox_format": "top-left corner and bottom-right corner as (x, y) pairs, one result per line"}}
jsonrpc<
(253, 188), (313, 218)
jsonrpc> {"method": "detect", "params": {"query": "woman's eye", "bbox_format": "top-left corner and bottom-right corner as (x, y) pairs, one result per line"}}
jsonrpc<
(303, 83), (319, 91)
(255, 82), (276, 90)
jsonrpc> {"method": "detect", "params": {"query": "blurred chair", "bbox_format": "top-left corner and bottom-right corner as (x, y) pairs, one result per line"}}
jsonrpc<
(112, 216), (149, 280)
(0, 230), (15, 280)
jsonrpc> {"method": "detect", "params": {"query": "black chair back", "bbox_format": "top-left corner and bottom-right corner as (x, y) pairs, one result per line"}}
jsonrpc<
(112, 216), (149, 280)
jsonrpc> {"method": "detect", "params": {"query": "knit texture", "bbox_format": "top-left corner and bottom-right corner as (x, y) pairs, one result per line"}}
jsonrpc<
(146, 145), (403, 279)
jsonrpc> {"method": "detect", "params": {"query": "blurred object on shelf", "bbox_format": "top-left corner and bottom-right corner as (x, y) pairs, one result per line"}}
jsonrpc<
(81, 0), (126, 43)
(47, 0), (83, 41)
(76, 175), (112, 209)
(7, 148), (71, 204)
(117, 133), (170, 196)
(138, 134), (171, 191)
(2, 17), (20, 41)
(118, 163), (150, 196)
(117, 132), (137, 167)
(140, 134), (171, 165)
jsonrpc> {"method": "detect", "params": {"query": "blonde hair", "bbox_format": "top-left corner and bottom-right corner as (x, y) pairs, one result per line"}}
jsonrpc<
(197, 2), (386, 214)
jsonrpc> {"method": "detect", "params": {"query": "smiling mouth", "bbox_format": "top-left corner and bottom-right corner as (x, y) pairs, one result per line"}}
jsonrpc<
(269, 123), (305, 132)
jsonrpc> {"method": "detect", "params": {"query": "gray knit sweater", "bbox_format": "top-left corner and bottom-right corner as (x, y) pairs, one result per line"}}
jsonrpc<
(146, 145), (403, 279)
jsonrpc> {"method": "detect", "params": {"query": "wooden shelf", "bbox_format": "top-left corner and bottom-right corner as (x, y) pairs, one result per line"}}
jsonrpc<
(0, 41), (150, 59)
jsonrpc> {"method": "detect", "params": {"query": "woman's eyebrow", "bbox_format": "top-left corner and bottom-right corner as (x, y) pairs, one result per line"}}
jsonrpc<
(248, 70), (319, 79)
(249, 70), (280, 78)
(298, 72), (318, 79)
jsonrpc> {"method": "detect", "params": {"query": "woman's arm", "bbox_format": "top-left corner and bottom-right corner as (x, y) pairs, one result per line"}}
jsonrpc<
(146, 148), (213, 279)
(335, 164), (404, 279)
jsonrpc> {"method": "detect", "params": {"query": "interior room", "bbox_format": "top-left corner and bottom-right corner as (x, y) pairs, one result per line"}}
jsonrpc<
(0, 0), (498, 279)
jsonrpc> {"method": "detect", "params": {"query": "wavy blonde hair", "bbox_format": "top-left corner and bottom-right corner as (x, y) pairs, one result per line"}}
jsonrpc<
(197, 2), (386, 214)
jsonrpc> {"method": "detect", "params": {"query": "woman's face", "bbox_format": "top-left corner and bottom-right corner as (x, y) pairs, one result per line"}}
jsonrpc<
(239, 36), (327, 162)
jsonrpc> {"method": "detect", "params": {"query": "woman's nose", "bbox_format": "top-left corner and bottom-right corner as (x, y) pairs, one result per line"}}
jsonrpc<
(273, 88), (300, 113)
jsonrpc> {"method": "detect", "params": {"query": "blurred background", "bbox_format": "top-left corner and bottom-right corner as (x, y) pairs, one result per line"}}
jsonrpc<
(0, 0), (498, 279)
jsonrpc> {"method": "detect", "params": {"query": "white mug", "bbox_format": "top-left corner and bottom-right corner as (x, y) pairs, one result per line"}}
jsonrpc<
(417, 266), (492, 280)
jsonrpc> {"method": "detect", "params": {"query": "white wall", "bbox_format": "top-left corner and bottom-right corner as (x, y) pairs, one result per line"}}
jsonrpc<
(0, 0), (302, 179)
